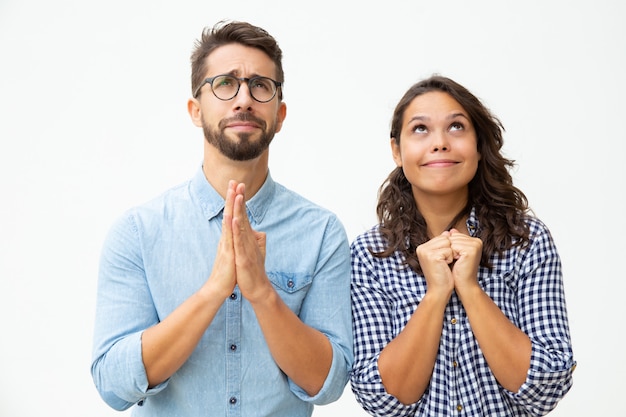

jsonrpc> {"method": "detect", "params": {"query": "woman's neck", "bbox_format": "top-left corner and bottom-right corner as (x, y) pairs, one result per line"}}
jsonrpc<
(414, 192), (469, 237)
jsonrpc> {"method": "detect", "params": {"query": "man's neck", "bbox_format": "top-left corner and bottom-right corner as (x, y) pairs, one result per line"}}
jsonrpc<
(202, 147), (269, 200)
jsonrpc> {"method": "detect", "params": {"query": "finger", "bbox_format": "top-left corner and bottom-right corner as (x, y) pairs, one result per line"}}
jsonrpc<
(223, 180), (237, 222)
(254, 231), (266, 258)
(417, 243), (454, 264)
(235, 182), (245, 196)
(442, 248), (455, 265)
(232, 215), (257, 262)
(233, 191), (252, 233)
(234, 182), (247, 225)
(450, 234), (482, 255)
(424, 234), (453, 252)
(222, 181), (237, 241)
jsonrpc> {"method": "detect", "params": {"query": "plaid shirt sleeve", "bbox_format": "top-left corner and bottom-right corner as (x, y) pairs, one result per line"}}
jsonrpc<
(505, 218), (576, 414)
(349, 226), (420, 417)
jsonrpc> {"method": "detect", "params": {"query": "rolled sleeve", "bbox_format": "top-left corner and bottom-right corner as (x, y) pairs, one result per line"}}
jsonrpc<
(91, 331), (169, 410)
(350, 353), (419, 417)
(350, 236), (418, 417)
(508, 221), (576, 415)
(507, 345), (575, 416)
(291, 216), (353, 405)
(91, 212), (166, 409)
(291, 339), (351, 404)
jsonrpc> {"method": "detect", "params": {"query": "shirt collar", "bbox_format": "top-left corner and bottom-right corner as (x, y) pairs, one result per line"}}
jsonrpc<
(466, 206), (479, 236)
(190, 165), (275, 224)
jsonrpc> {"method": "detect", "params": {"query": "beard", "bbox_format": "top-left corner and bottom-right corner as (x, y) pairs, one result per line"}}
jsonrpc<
(202, 113), (277, 161)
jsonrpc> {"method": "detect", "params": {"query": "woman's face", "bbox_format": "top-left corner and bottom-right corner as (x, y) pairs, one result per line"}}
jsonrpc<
(391, 91), (480, 203)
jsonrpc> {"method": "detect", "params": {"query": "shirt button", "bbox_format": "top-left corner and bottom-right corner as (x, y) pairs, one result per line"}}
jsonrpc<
(229, 397), (237, 405)
(451, 318), (457, 324)
(287, 279), (294, 288)
(453, 361), (458, 367)
(456, 404), (462, 411)
(230, 293), (237, 300)
(230, 344), (237, 351)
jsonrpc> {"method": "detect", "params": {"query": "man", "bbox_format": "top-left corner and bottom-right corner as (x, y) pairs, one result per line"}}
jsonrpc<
(91, 21), (352, 417)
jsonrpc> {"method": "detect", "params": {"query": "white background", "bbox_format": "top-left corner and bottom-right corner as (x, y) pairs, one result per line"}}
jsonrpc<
(1, 1), (624, 416)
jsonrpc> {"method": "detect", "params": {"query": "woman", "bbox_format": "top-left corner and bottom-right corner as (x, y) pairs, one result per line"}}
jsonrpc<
(350, 75), (575, 416)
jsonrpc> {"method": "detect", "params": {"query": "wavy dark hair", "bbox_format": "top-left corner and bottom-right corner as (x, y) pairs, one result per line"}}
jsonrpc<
(190, 20), (284, 100)
(373, 75), (530, 273)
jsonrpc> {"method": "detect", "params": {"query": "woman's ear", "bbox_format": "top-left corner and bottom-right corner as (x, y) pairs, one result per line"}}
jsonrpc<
(390, 138), (402, 167)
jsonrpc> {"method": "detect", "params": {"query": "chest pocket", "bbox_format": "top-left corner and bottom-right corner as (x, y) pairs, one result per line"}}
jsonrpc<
(267, 271), (312, 314)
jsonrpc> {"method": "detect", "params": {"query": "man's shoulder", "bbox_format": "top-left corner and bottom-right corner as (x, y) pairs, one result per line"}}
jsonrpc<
(119, 179), (193, 222)
(273, 182), (337, 218)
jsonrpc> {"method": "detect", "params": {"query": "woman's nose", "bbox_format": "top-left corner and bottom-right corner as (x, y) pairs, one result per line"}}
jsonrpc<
(431, 132), (449, 152)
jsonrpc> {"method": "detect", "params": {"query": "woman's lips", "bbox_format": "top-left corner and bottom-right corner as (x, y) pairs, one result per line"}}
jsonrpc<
(422, 159), (458, 167)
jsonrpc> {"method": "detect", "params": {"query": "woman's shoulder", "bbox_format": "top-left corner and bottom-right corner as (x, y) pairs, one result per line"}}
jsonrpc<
(351, 224), (385, 249)
(523, 214), (554, 239)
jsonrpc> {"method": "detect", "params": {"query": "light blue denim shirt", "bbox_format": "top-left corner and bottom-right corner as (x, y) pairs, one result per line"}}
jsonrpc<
(91, 167), (353, 417)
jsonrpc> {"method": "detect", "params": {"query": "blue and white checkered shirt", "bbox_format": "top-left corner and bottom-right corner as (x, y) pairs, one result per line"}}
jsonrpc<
(350, 210), (576, 416)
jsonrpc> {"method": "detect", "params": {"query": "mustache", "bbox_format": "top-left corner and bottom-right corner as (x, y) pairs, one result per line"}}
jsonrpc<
(219, 113), (266, 130)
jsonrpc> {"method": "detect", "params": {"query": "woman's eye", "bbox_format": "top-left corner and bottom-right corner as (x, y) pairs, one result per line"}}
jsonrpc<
(450, 122), (464, 131)
(412, 124), (427, 133)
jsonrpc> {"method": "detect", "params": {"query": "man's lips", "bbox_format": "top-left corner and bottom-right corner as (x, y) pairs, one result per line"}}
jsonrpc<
(220, 114), (265, 131)
(225, 122), (260, 130)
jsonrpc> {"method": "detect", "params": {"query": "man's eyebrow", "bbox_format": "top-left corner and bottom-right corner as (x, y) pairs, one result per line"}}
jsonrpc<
(217, 70), (265, 78)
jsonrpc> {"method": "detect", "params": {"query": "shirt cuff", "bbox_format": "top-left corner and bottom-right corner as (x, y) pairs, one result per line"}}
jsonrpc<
(289, 341), (350, 405)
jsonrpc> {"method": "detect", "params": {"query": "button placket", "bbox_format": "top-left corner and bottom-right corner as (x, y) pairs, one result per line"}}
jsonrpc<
(447, 295), (463, 416)
(226, 288), (241, 416)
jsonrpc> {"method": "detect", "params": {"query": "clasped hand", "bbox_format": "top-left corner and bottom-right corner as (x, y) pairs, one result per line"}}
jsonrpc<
(210, 180), (269, 303)
(416, 228), (482, 295)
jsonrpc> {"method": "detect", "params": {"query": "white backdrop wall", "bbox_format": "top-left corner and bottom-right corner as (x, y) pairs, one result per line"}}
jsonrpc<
(1, 1), (624, 416)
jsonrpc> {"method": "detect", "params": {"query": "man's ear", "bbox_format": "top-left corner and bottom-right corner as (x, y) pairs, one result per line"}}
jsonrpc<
(188, 98), (202, 127)
(274, 102), (287, 133)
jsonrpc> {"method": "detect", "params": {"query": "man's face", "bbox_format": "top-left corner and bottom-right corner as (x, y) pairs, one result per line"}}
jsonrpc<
(192, 43), (286, 161)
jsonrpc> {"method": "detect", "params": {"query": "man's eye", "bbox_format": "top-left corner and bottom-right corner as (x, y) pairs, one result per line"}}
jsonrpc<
(214, 76), (235, 87)
(251, 79), (271, 91)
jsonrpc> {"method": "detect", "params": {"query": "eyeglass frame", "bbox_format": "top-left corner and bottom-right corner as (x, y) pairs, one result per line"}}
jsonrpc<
(193, 74), (283, 103)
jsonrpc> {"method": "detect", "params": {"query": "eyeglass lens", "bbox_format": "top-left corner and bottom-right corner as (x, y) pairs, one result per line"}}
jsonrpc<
(211, 75), (277, 102)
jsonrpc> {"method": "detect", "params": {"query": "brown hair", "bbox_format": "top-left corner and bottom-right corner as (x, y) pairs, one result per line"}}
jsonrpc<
(190, 20), (284, 100)
(374, 75), (530, 273)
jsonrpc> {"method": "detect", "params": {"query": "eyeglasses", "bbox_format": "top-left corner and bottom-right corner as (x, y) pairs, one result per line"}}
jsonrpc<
(193, 74), (282, 103)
